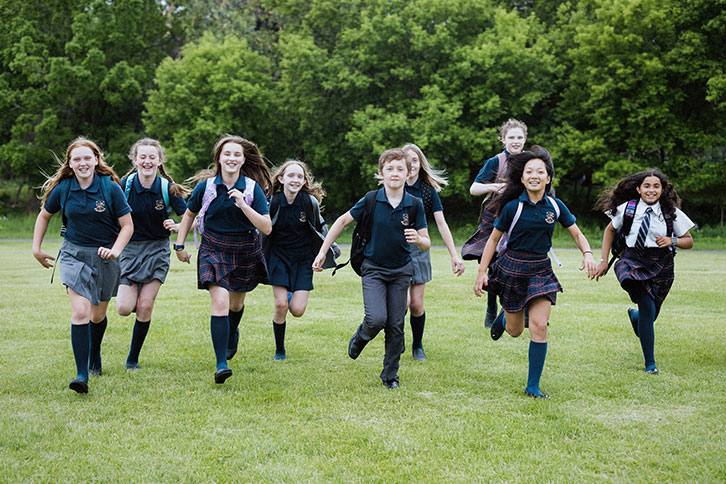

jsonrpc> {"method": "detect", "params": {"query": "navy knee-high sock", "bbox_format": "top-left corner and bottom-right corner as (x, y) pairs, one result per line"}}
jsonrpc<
(273, 321), (286, 354)
(228, 307), (244, 349)
(635, 290), (657, 371)
(127, 319), (150, 365)
(89, 317), (107, 371)
(487, 293), (497, 315)
(71, 323), (90, 381)
(210, 315), (229, 371)
(526, 341), (548, 396)
(410, 312), (426, 350)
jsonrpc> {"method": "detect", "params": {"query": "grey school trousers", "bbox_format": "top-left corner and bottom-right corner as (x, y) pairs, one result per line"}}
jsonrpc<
(358, 258), (414, 384)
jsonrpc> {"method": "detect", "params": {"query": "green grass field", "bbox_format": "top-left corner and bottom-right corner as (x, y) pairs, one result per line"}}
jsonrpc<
(1, 242), (725, 483)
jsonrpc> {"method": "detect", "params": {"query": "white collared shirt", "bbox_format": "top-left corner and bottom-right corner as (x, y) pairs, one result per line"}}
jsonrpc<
(608, 200), (695, 248)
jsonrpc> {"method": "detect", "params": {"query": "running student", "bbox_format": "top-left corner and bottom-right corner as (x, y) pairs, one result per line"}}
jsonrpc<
(174, 135), (272, 384)
(474, 146), (597, 399)
(116, 138), (190, 370)
(402, 144), (464, 361)
(463, 119), (528, 327)
(593, 169), (694, 375)
(32, 137), (133, 394)
(313, 148), (429, 389)
(263, 160), (339, 360)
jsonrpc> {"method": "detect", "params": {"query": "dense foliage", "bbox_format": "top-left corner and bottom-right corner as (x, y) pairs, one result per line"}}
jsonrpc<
(2, 0), (725, 223)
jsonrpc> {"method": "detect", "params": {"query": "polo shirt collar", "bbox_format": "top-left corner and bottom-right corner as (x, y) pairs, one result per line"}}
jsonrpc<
(376, 187), (412, 208)
(406, 177), (421, 189)
(214, 173), (248, 190)
(133, 175), (160, 193)
(71, 174), (100, 192)
(518, 189), (549, 207)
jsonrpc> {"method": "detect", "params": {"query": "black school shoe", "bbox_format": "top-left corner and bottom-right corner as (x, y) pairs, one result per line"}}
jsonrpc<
(628, 308), (639, 337)
(69, 378), (89, 394)
(490, 310), (506, 341)
(383, 380), (399, 389)
(348, 330), (368, 359)
(214, 368), (233, 384)
(412, 347), (427, 361)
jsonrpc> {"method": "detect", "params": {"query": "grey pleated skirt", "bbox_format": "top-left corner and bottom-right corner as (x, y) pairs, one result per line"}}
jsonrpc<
(409, 244), (432, 285)
(59, 240), (120, 305)
(119, 239), (171, 285)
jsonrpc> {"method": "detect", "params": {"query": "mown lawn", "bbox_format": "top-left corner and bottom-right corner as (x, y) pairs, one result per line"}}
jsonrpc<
(1, 242), (725, 483)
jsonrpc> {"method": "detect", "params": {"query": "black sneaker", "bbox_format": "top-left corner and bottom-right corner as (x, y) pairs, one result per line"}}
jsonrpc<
(628, 308), (639, 337)
(490, 310), (506, 341)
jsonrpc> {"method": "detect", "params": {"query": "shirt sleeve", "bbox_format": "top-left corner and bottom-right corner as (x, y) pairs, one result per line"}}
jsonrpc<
(555, 198), (576, 228)
(474, 156), (499, 184)
(673, 208), (695, 237)
(608, 202), (628, 230)
(413, 198), (427, 229)
(493, 201), (515, 233)
(431, 188), (444, 213)
(170, 188), (188, 217)
(110, 182), (132, 218)
(349, 196), (367, 222)
(186, 181), (206, 213)
(251, 183), (269, 215)
(44, 185), (62, 214)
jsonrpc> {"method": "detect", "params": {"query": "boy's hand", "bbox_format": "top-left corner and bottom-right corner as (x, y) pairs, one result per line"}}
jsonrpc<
(404, 228), (418, 244)
(163, 218), (180, 233)
(98, 246), (119, 259)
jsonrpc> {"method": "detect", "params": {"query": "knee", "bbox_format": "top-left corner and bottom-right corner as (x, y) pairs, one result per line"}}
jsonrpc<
(274, 299), (289, 315)
(409, 298), (424, 316)
(289, 303), (306, 318)
(507, 326), (524, 338)
(136, 300), (154, 319)
(366, 315), (387, 332)
(116, 303), (133, 317)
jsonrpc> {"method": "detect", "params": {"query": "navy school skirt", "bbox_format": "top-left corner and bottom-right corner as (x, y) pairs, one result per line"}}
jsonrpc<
(197, 228), (269, 292)
(267, 246), (314, 292)
(615, 247), (674, 313)
(59, 240), (120, 305)
(461, 203), (497, 262)
(484, 249), (562, 313)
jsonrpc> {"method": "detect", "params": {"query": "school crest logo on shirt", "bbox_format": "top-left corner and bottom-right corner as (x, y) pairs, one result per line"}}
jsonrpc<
(155, 199), (166, 211)
(299, 211), (307, 223)
(94, 200), (106, 213)
(544, 211), (556, 224)
(401, 212), (410, 226)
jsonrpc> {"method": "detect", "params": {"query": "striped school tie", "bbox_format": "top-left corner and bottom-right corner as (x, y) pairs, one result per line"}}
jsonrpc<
(635, 207), (652, 251)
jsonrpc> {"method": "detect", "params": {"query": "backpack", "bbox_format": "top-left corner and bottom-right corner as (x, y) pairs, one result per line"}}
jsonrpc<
(604, 199), (674, 274)
(58, 175), (115, 237)
(332, 190), (420, 276)
(123, 173), (171, 216)
(496, 196), (562, 267)
(193, 176), (256, 248)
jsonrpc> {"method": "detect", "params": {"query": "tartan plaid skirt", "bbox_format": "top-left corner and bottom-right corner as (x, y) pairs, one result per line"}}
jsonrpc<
(461, 203), (497, 261)
(484, 249), (562, 313)
(197, 228), (269, 292)
(615, 247), (674, 312)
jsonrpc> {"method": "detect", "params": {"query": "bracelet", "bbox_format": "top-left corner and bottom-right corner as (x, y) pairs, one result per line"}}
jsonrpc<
(173, 244), (185, 251)
(600, 258), (607, 263)
(583, 250), (592, 255)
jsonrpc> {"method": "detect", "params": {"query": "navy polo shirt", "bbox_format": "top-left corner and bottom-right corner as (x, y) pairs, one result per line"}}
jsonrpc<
(271, 192), (315, 256)
(187, 174), (269, 233)
(494, 191), (576, 254)
(45, 175), (132, 247)
(474, 150), (510, 184)
(350, 188), (427, 269)
(122, 175), (188, 241)
(404, 178), (443, 219)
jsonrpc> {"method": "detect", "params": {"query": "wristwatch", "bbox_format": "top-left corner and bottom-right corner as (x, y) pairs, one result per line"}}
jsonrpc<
(173, 244), (185, 251)
(671, 236), (677, 247)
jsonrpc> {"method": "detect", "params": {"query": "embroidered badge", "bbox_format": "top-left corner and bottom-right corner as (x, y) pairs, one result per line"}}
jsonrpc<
(94, 200), (106, 213)
(299, 211), (307, 223)
(401, 212), (409, 226)
(544, 211), (556, 224)
(155, 199), (166, 211)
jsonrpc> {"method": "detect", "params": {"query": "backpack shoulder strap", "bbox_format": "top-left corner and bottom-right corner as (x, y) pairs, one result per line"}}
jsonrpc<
(363, 190), (378, 238)
(123, 173), (135, 200)
(407, 192), (420, 228)
(420, 182), (434, 216)
(242, 176), (256, 205)
(269, 192), (283, 222)
(99, 175), (114, 215)
(547, 196), (560, 219)
(622, 199), (639, 235)
(495, 151), (508, 182)
(159, 176), (170, 215)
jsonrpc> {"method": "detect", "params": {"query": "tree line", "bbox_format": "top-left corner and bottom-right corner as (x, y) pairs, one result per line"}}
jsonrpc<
(2, 0), (725, 223)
